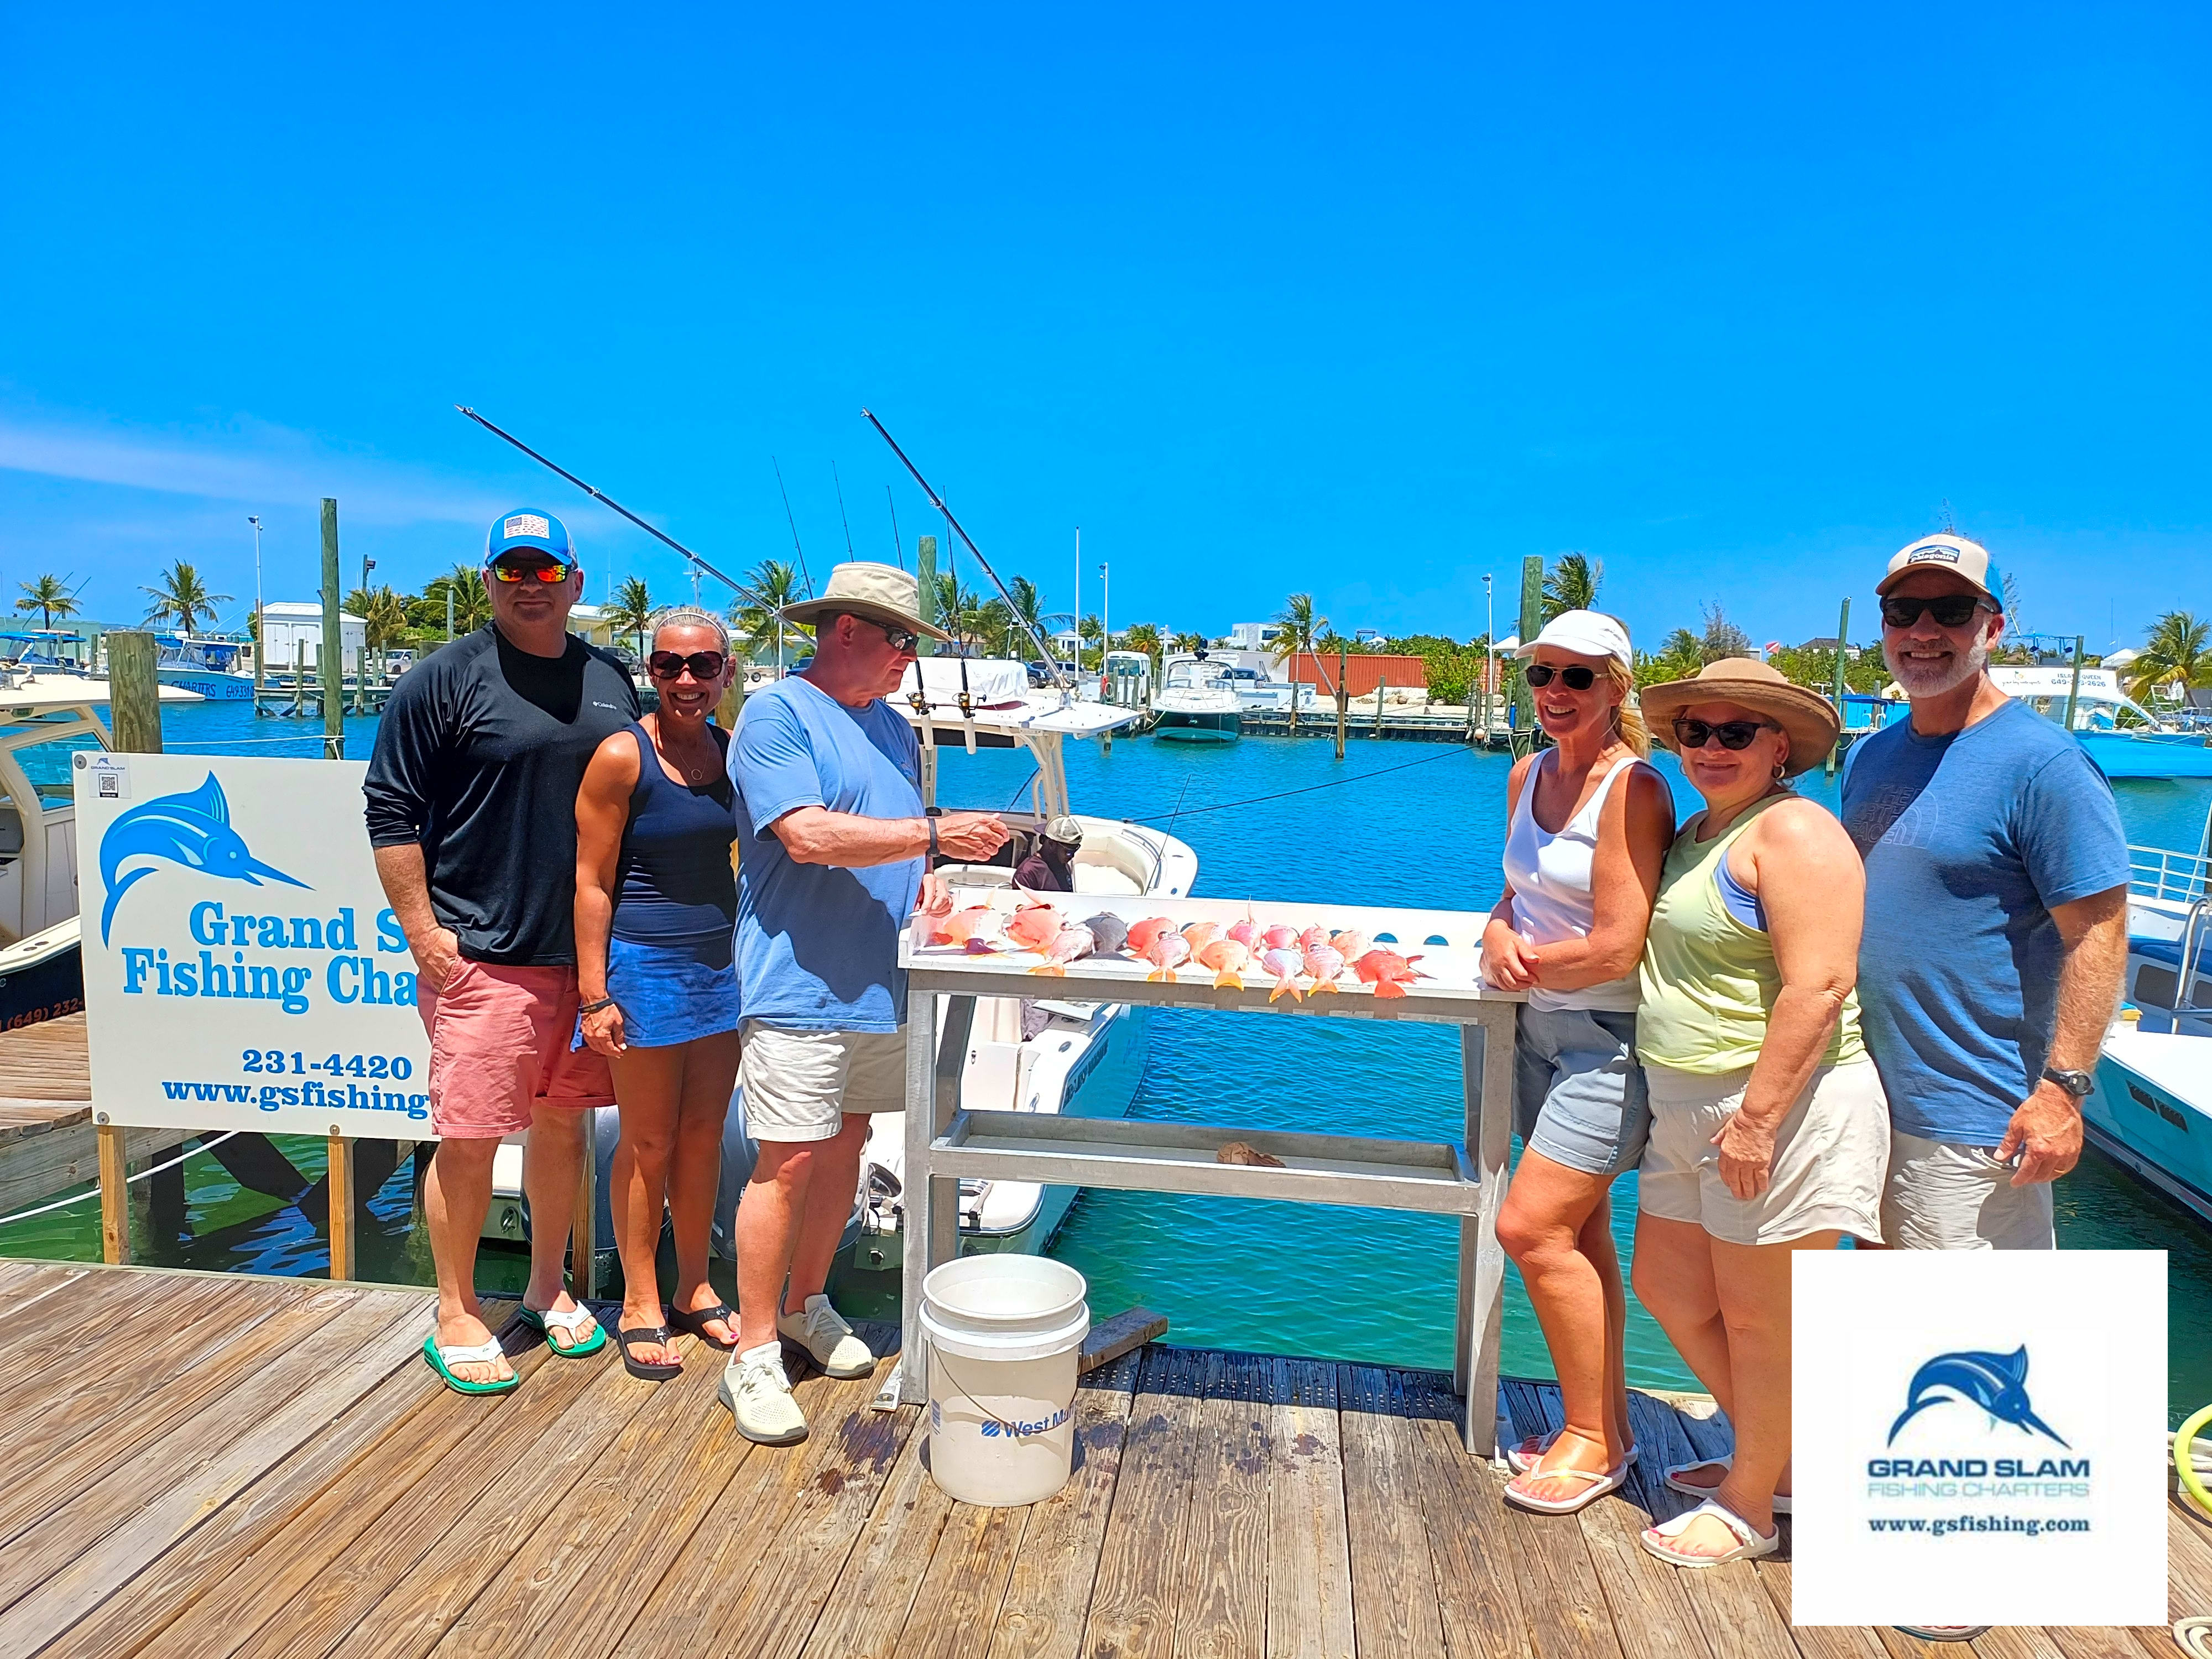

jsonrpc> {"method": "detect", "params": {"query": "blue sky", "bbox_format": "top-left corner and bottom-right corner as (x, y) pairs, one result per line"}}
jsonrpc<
(2, 2), (2204, 654)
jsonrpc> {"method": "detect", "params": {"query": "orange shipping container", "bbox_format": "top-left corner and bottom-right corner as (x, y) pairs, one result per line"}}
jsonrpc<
(1285, 651), (1430, 697)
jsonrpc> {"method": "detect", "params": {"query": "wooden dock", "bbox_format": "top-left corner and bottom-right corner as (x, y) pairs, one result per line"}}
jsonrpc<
(0, 1260), (2203, 1659)
(0, 1015), (189, 1218)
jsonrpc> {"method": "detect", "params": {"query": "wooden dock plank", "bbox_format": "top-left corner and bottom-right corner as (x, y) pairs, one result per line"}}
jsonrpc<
(1340, 1364), (1449, 1659)
(2168, 1503), (2212, 1623)
(786, 1398), (953, 1659)
(1496, 1414), (1627, 1659)
(1401, 1370), (1526, 1659)
(985, 1349), (1144, 1659)
(895, 1489), (1031, 1659)
(1670, 1557), (1803, 1659)
(1578, 1496), (1717, 1659)
(1083, 1344), (1212, 1659)
(1751, 1562), (1888, 1659)
(1171, 1350), (1270, 1659)
(1262, 1358), (1355, 1659)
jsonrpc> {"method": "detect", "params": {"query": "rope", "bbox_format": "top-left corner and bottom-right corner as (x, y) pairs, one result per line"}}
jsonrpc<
(0, 1131), (239, 1228)
(1127, 745), (1476, 824)
(161, 735), (353, 748)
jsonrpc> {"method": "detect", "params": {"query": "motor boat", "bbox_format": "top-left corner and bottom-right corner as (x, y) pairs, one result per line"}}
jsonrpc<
(1986, 666), (2212, 780)
(1154, 653), (1243, 742)
(153, 634), (257, 701)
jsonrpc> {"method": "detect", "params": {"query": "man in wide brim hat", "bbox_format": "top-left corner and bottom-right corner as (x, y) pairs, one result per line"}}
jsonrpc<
(779, 561), (956, 643)
(1639, 658), (1841, 776)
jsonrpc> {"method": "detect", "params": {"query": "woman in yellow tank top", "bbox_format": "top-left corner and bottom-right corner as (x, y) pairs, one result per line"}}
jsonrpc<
(1627, 661), (1889, 1570)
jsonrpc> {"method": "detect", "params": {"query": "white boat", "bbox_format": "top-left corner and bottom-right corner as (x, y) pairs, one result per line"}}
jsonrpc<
(2089, 812), (2212, 1224)
(1154, 653), (1243, 743)
(1985, 666), (2212, 780)
(154, 635), (257, 701)
(0, 669), (204, 1029)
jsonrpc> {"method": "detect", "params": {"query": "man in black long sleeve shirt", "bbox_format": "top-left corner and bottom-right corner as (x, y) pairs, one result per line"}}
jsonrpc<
(365, 509), (637, 1391)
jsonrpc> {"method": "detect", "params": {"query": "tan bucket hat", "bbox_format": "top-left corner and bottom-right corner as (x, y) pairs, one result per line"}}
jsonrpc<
(1639, 658), (1841, 776)
(780, 561), (954, 642)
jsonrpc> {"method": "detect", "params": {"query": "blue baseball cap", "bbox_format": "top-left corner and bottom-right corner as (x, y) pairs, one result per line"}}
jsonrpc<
(484, 509), (576, 567)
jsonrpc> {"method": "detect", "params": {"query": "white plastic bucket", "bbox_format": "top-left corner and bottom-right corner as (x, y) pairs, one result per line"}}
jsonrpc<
(920, 1255), (1091, 1506)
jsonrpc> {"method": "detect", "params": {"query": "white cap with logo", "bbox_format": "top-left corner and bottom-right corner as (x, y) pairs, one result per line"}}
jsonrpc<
(1514, 609), (1632, 670)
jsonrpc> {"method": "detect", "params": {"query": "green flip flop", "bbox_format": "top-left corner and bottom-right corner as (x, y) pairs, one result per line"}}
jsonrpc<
(517, 1302), (608, 1357)
(422, 1333), (519, 1396)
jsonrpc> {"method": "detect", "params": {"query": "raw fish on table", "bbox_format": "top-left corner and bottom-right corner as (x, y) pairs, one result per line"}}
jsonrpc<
(1081, 912), (1131, 956)
(1194, 937), (1250, 989)
(1006, 905), (1065, 951)
(931, 905), (1005, 950)
(1127, 916), (1176, 954)
(1260, 946), (1305, 1002)
(1259, 923), (1300, 952)
(1301, 943), (1345, 992)
(1180, 919), (1223, 951)
(1226, 909), (1258, 949)
(1030, 924), (1098, 976)
(1142, 932), (1191, 982)
(1353, 947), (1424, 999)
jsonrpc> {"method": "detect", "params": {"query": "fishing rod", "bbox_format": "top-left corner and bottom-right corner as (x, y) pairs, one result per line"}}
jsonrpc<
(832, 461), (856, 558)
(860, 409), (1071, 693)
(453, 407), (777, 617)
(770, 458), (815, 597)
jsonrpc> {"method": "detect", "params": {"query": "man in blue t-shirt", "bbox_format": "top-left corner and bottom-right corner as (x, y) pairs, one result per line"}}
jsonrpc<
(721, 562), (1010, 1443)
(1841, 534), (2129, 1249)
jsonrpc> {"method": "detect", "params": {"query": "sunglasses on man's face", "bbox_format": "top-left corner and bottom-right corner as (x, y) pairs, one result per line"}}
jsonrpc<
(647, 650), (728, 682)
(1672, 717), (1778, 752)
(1525, 664), (1598, 690)
(489, 558), (573, 585)
(1879, 593), (1990, 630)
(869, 619), (920, 653)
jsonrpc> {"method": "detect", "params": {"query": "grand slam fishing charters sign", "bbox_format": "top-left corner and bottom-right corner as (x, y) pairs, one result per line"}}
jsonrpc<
(75, 752), (433, 1136)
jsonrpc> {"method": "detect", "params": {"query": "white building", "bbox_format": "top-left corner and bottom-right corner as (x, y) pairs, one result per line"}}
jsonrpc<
(1228, 621), (1284, 651)
(259, 602), (366, 674)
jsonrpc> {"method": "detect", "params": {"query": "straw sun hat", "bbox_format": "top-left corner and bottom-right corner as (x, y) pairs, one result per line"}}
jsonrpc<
(780, 561), (955, 643)
(1639, 658), (1841, 777)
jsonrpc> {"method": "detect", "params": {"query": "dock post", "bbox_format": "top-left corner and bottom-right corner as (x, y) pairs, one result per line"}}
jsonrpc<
(1334, 649), (1348, 760)
(292, 641), (305, 716)
(1825, 597), (1850, 777)
(97, 1123), (131, 1265)
(2063, 634), (2085, 735)
(1514, 555), (1542, 734)
(572, 1126), (598, 1298)
(106, 630), (164, 755)
(320, 499), (345, 760)
(327, 1133), (357, 1280)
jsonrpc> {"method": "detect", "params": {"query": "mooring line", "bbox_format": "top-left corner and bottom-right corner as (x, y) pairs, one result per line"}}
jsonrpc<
(1128, 744), (1478, 823)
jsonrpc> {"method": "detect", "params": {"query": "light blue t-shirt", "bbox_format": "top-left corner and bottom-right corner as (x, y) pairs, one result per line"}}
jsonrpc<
(1841, 697), (2128, 1146)
(730, 675), (924, 1033)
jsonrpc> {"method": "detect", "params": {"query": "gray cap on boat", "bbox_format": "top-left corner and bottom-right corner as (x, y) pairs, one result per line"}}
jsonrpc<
(1044, 816), (1084, 847)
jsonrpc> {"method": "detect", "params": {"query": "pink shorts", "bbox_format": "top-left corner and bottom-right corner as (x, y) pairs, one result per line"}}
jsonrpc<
(415, 961), (614, 1140)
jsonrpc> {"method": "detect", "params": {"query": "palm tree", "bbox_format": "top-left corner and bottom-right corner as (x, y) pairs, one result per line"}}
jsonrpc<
(999, 575), (1067, 662)
(415, 565), (491, 634)
(731, 561), (812, 669)
(1121, 620), (1162, 670)
(14, 572), (80, 629)
(606, 576), (655, 659)
(1170, 631), (1207, 655)
(1636, 628), (1705, 687)
(2126, 611), (2212, 705)
(141, 561), (232, 634)
(1077, 614), (1103, 670)
(1271, 593), (1328, 733)
(345, 586), (414, 662)
(1541, 552), (1603, 622)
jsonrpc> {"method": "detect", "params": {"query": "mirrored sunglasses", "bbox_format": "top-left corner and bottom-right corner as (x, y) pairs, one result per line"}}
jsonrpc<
(488, 558), (573, 585)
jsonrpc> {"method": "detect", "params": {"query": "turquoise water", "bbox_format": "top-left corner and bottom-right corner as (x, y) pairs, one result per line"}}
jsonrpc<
(11, 698), (2212, 1418)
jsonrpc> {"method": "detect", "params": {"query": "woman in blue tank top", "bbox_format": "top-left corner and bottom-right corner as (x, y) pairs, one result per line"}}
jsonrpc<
(575, 610), (744, 1380)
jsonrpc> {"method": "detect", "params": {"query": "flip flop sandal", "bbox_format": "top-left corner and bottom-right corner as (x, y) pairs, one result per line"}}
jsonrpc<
(1661, 1454), (1791, 1514)
(615, 1324), (682, 1381)
(422, 1334), (518, 1396)
(1893, 1629), (1991, 1643)
(667, 1301), (739, 1350)
(1639, 1498), (1780, 1568)
(1507, 1431), (1639, 1476)
(1504, 1457), (1634, 1515)
(517, 1302), (608, 1358)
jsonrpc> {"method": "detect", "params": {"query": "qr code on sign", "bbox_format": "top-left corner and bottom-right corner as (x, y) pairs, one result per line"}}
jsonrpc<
(96, 773), (120, 798)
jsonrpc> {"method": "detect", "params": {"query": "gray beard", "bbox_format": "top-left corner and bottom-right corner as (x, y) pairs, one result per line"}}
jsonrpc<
(1885, 628), (1991, 699)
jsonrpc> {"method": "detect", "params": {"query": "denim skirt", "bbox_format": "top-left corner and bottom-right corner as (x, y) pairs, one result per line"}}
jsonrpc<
(576, 935), (743, 1050)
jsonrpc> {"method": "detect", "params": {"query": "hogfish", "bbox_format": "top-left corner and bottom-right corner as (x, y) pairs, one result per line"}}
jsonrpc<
(1127, 916), (1177, 955)
(1354, 947), (1423, 999)
(1006, 905), (1066, 952)
(1260, 946), (1305, 1003)
(1195, 937), (1251, 989)
(1225, 908), (1259, 950)
(1180, 919), (1223, 951)
(1029, 924), (1098, 977)
(1330, 929), (1370, 962)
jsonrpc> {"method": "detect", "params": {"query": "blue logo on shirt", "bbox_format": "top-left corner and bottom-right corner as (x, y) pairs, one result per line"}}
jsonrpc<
(1888, 1347), (2068, 1447)
(98, 773), (310, 943)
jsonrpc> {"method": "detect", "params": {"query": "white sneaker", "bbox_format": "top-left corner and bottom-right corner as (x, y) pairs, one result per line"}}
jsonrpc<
(718, 1343), (807, 1445)
(776, 1294), (876, 1378)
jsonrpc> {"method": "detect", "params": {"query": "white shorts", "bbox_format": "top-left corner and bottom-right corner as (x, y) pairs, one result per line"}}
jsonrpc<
(739, 1023), (906, 1145)
(1639, 1058), (1890, 1246)
(1880, 1130), (2057, 1250)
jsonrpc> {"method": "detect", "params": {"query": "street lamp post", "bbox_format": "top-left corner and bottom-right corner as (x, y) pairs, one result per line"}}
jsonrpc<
(1099, 561), (1109, 696)
(248, 515), (265, 701)
(1483, 573), (1494, 744)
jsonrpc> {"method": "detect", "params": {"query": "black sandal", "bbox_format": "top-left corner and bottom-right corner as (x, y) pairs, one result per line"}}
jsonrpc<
(666, 1301), (739, 1350)
(615, 1323), (682, 1381)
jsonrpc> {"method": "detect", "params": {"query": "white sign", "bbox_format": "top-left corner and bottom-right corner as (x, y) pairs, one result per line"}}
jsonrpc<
(75, 752), (433, 1136)
(1791, 1248), (2167, 1629)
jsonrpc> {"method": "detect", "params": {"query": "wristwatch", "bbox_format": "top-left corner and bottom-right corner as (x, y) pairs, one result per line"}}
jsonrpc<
(2041, 1066), (2094, 1099)
(927, 817), (939, 860)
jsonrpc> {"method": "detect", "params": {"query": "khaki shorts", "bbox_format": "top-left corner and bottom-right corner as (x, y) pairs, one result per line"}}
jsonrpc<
(739, 1023), (905, 1145)
(1880, 1130), (2056, 1250)
(1640, 1059), (1890, 1246)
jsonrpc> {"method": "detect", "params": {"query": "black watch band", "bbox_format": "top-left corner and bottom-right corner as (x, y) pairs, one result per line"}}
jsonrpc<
(577, 997), (617, 1018)
(927, 818), (938, 859)
(2041, 1066), (2094, 1099)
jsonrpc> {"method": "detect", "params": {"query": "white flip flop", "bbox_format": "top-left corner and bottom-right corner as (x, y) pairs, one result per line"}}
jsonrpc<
(1504, 1456), (1634, 1515)
(1661, 1454), (1790, 1514)
(1639, 1498), (1780, 1567)
(1507, 1430), (1639, 1476)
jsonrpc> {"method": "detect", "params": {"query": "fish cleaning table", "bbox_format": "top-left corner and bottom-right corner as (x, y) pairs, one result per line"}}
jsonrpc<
(898, 890), (1525, 1453)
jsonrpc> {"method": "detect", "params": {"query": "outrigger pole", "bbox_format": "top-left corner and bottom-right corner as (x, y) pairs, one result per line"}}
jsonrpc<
(453, 406), (777, 618)
(861, 409), (1072, 693)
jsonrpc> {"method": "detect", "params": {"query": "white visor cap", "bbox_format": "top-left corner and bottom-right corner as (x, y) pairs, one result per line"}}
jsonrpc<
(1514, 609), (1632, 670)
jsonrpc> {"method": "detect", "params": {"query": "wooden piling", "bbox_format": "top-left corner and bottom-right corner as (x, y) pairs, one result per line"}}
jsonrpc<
(320, 499), (344, 760)
(1825, 597), (1850, 776)
(1334, 649), (1348, 760)
(1514, 555), (1542, 734)
(327, 1134), (357, 1280)
(916, 535), (938, 656)
(105, 630), (164, 755)
(97, 1122), (130, 1264)
(292, 640), (305, 716)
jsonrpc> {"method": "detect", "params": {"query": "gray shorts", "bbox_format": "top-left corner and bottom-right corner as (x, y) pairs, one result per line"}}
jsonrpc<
(1881, 1129), (2057, 1250)
(1512, 1006), (1651, 1178)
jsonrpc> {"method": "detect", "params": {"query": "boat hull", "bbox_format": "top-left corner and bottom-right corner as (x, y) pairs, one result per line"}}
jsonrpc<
(2077, 731), (2212, 780)
(156, 667), (258, 702)
(1155, 712), (1240, 742)
(2085, 1047), (2212, 1227)
(0, 925), (83, 1031)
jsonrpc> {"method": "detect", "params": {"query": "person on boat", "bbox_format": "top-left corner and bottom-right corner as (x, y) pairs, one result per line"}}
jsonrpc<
(573, 608), (745, 1381)
(363, 510), (637, 1393)
(1481, 610), (1674, 1516)
(1629, 660), (1887, 1567)
(1843, 534), (2129, 1250)
(1013, 816), (1084, 892)
(724, 562), (1011, 1444)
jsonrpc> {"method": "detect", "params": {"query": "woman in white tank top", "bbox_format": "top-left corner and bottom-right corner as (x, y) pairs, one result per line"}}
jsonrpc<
(1480, 611), (1674, 1514)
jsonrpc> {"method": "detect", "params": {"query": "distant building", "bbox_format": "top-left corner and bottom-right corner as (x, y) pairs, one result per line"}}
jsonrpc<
(1796, 637), (1861, 658)
(1228, 621), (1284, 651)
(1354, 628), (1389, 648)
(259, 602), (365, 673)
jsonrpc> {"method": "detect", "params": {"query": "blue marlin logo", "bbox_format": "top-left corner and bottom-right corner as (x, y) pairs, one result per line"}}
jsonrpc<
(97, 772), (309, 943)
(1887, 1346), (2069, 1447)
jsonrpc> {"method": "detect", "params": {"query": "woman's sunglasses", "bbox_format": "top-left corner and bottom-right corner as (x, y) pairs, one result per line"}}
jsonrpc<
(1524, 664), (1598, 690)
(488, 558), (574, 585)
(1879, 594), (1991, 629)
(648, 650), (728, 682)
(1672, 717), (1778, 752)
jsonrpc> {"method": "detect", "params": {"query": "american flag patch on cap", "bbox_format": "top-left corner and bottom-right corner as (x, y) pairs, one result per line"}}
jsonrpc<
(504, 514), (550, 540)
